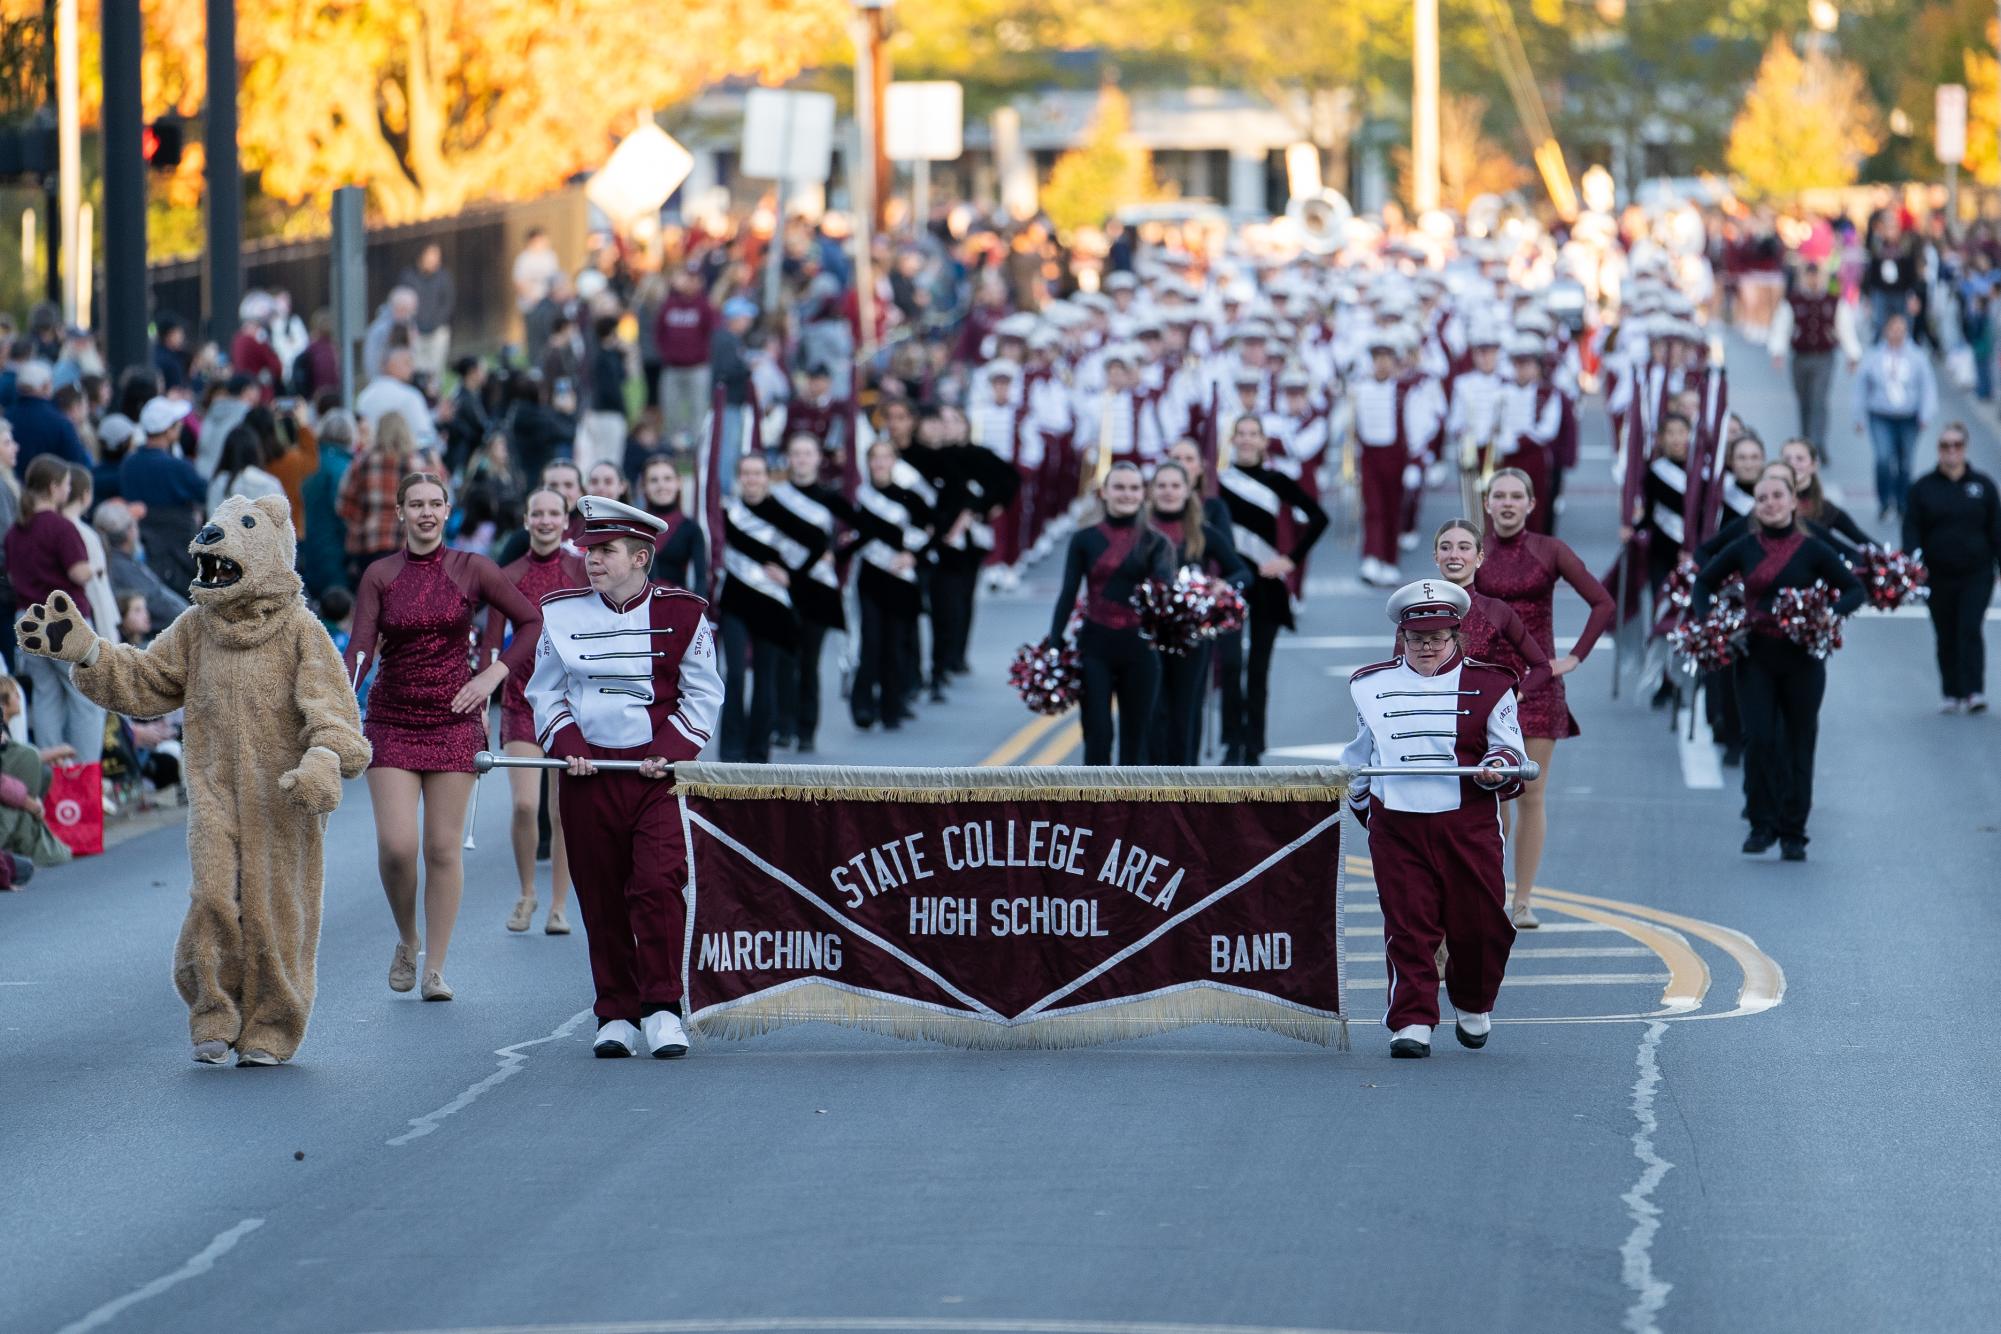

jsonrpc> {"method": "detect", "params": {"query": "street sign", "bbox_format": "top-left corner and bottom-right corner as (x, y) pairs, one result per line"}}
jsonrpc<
(587, 123), (694, 223)
(741, 88), (836, 183)
(884, 82), (963, 162)
(1936, 84), (1967, 166)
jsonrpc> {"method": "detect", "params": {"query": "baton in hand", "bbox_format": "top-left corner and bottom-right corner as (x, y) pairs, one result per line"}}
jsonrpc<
(474, 750), (658, 774)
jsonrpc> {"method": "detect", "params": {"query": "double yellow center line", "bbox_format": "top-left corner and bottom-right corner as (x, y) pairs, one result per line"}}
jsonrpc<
(978, 711), (1082, 767)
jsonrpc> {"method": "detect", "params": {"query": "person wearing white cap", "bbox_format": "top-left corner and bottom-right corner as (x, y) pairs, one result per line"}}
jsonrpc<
(528, 495), (723, 1058)
(120, 397), (207, 593)
(1449, 325), (1508, 519)
(1350, 330), (1422, 587)
(1340, 579), (1525, 1058)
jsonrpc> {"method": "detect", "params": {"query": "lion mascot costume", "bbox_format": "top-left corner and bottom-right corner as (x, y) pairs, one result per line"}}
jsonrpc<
(18, 494), (370, 1067)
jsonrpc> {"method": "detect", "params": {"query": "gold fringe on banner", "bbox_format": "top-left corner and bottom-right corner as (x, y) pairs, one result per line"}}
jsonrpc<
(673, 762), (1356, 804)
(691, 981), (1349, 1051)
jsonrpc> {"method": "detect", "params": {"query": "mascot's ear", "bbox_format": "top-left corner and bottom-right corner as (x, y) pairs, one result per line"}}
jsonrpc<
(252, 494), (294, 532)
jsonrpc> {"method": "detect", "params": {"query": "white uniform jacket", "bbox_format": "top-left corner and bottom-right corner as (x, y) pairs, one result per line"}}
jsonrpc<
(526, 584), (724, 762)
(1340, 652), (1525, 816)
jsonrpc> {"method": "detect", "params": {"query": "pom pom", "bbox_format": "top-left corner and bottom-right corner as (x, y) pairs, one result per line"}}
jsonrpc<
(1860, 547), (1929, 612)
(1131, 566), (1233, 656)
(1203, 578), (1247, 637)
(1667, 601), (1746, 673)
(1008, 639), (1083, 716)
(1773, 582), (1845, 660)
(1660, 555), (1701, 616)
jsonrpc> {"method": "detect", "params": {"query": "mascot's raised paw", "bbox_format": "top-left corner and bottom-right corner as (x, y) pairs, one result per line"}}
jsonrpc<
(17, 590), (99, 665)
(278, 746), (344, 816)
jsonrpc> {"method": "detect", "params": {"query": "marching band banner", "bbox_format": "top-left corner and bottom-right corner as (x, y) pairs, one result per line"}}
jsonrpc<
(675, 765), (1351, 1049)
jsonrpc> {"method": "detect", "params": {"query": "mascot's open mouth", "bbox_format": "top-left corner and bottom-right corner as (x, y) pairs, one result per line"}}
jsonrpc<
(194, 553), (244, 588)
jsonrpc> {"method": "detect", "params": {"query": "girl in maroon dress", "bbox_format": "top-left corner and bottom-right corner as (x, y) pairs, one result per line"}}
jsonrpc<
(1473, 469), (1614, 927)
(1414, 519), (1552, 700)
(496, 488), (585, 936)
(344, 474), (543, 1001)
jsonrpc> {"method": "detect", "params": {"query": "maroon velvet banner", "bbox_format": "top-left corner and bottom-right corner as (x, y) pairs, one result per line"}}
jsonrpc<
(678, 780), (1348, 1048)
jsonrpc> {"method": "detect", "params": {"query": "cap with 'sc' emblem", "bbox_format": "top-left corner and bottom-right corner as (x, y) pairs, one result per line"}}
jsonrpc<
(574, 495), (669, 548)
(1386, 579), (1470, 630)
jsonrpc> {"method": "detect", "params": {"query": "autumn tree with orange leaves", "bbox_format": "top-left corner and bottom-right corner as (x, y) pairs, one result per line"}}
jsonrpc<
(50, 0), (848, 224)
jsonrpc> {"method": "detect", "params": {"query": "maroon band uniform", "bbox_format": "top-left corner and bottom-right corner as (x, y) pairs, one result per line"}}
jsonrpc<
(526, 500), (725, 1030)
(1342, 581), (1526, 1057)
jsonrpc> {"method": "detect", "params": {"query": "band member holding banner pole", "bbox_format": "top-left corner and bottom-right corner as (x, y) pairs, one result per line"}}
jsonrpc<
(525, 495), (725, 1059)
(1342, 580), (1526, 1059)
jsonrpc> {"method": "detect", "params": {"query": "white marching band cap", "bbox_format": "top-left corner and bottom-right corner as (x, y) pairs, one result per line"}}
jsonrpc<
(1387, 579), (1470, 630)
(1505, 332), (1546, 360)
(574, 495), (667, 548)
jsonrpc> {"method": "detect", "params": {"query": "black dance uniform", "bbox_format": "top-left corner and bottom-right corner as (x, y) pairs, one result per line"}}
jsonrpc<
(1639, 452), (1692, 594)
(649, 506), (709, 593)
(769, 479), (852, 751)
(718, 495), (828, 763)
(850, 479), (934, 727)
(1218, 463), (1330, 762)
(1903, 465), (2001, 702)
(1695, 523), (1864, 851)
(1147, 503), (1250, 766)
(907, 440), (1019, 683)
(1050, 513), (1174, 766)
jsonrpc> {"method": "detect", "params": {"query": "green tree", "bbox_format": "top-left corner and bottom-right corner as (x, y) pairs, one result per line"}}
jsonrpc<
(1039, 83), (1158, 235)
(1725, 36), (1881, 200)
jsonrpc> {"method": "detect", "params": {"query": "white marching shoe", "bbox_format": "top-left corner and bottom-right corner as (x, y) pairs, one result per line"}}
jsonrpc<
(1454, 1011), (1492, 1049)
(642, 1011), (690, 1059)
(1398, 531), (1419, 552)
(593, 1019), (641, 1059)
(1389, 1024), (1432, 1058)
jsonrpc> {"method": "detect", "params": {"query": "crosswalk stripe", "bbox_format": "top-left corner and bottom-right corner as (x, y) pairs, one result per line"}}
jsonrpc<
(1345, 947), (1655, 963)
(1345, 973), (1670, 989)
(1345, 921), (1614, 936)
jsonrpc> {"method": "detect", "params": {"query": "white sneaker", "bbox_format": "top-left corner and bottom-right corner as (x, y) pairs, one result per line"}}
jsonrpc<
(593, 1019), (641, 1059)
(642, 1011), (690, 1059)
(1454, 1011), (1492, 1049)
(1359, 557), (1382, 585)
(1511, 902), (1540, 929)
(1389, 1023), (1432, 1058)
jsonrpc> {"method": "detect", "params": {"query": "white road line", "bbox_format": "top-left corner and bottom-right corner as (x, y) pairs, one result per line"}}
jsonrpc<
(55, 1217), (265, 1334)
(1346, 973), (1670, 989)
(1620, 1021), (1675, 1334)
(387, 1009), (594, 1147)
(1675, 703), (1724, 791)
(357, 1320), (1391, 1334)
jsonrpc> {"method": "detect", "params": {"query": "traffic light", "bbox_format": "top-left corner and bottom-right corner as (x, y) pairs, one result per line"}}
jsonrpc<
(143, 116), (185, 171)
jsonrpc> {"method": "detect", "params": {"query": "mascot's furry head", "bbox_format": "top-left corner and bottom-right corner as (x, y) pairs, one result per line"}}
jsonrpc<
(189, 494), (306, 647)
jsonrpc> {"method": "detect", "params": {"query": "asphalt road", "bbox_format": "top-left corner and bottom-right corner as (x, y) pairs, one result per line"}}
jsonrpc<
(5, 338), (1999, 1334)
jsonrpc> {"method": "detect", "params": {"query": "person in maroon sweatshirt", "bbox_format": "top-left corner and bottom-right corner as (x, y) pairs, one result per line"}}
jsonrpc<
(652, 265), (718, 449)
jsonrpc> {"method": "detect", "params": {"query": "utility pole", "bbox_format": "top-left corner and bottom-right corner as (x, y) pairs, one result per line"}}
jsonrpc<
(1413, 0), (1441, 214)
(858, 0), (893, 234)
(203, 0), (242, 346)
(56, 0), (80, 322)
(101, 0), (148, 376)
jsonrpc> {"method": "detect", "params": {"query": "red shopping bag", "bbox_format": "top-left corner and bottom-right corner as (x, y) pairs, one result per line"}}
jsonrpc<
(46, 761), (104, 857)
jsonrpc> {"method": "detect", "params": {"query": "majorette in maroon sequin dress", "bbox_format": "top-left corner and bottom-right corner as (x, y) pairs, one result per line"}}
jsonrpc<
(343, 547), (542, 772)
(1473, 528), (1614, 739)
(497, 546), (586, 746)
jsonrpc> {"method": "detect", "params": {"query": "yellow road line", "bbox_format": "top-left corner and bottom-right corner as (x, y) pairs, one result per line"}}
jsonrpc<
(1534, 887), (1786, 1017)
(1534, 900), (1709, 1013)
(976, 711), (1067, 767)
(1345, 856), (1716, 1016)
(1026, 720), (1083, 766)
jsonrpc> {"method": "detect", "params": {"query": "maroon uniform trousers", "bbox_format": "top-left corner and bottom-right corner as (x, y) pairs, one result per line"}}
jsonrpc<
(1367, 799), (1515, 1031)
(1358, 445), (1407, 565)
(559, 763), (688, 1023)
